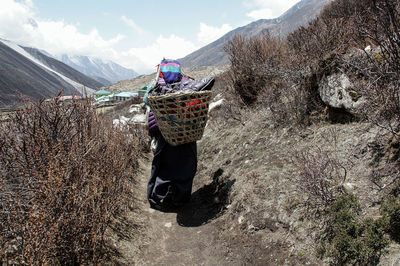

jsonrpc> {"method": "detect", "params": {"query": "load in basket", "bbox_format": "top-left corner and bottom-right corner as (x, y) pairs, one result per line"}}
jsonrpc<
(147, 90), (212, 146)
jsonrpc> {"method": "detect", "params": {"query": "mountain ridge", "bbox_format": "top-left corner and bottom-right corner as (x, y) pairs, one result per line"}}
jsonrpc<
(178, 0), (333, 67)
(0, 39), (101, 107)
(57, 54), (139, 85)
(21, 47), (105, 90)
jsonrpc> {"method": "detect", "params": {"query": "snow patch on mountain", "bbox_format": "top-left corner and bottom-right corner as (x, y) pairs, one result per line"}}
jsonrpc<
(58, 54), (139, 84)
(0, 39), (95, 95)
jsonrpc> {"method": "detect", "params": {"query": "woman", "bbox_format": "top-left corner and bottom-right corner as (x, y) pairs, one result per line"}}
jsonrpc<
(146, 111), (197, 210)
(145, 59), (197, 211)
(144, 59), (213, 211)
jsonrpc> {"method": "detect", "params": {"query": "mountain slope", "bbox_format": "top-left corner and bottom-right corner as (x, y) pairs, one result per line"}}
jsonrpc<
(0, 42), (76, 107)
(58, 55), (139, 84)
(22, 47), (105, 89)
(179, 0), (333, 67)
(0, 39), (99, 107)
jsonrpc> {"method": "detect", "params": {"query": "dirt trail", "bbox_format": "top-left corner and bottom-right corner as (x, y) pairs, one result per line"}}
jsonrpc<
(119, 156), (231, 266)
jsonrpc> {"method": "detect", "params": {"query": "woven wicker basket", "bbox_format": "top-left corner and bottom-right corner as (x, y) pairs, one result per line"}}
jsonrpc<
(147, 90), (212, 146)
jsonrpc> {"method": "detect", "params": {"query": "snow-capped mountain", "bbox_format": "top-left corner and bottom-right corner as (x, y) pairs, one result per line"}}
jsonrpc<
(58, 55), (139, 85)
(0, 38), (102, 107)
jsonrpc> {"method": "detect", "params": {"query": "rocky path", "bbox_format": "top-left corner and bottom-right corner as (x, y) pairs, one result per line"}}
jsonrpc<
(117, 156), (231, 266)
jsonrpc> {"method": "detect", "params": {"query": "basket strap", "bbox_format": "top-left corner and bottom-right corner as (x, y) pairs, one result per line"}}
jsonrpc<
(143, 61), (162, 106)
(155, 61), (161, 83)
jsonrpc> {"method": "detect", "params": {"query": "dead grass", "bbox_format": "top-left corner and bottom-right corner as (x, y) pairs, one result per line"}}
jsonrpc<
(197, 101), (399, 264)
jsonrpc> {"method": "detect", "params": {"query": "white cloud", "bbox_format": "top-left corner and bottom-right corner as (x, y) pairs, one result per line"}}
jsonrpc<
(121, 15), (143, 34)
(243, 0), (299, 19)
(33, 21), (125, 56)
(123, 35), (199, 74)
(197, 23), (233, 45)
(0, 0), (206, 75)
(0, 0), (35, 42)
(0, 0), (125, 56)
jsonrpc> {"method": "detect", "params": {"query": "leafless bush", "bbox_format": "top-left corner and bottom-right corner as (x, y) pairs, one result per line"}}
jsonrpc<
(223, 0), (370, 126)
(354, 0), (400, 74)
(371, 164), (400, 192)
(285, 3), (359, 124)
(295, 148), (347, 210)
(0, 97), (140, 264)
(347, 0), (400, 133)
(287, 0), (357, 75)
(98, 101), (150, 154)
(224, 32), (289, 106)
(213, 71), (245, 122)
(223, 0), (399, 128)
(223, 32), (314, 127)
(287, 18), (351, 70)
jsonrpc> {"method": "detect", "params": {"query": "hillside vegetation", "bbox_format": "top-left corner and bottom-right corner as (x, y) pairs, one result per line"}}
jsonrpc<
(1, 0), (400, 264)
(206, 0), (400, 264)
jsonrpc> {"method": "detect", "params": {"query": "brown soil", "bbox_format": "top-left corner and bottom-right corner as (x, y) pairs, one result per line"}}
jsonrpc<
(112, 106), (400, 265)
(115, 159), (313, 266)
(115, 155), (234, 265)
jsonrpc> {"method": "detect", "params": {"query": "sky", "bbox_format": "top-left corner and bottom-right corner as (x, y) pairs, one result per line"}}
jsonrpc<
(0, 0), (300, 74)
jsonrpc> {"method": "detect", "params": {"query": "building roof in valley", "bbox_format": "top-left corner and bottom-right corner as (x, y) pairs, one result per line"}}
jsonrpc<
(95, 89), (112, 95)
(114, 91), (138, 97)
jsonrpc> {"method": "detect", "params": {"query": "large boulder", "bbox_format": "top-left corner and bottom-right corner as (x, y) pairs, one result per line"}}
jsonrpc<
(318, 72), (364, 116)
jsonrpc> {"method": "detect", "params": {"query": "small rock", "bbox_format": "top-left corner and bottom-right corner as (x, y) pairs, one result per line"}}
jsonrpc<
(343, 182), (355, 191)
(164, 222), (172, 228)
(248, 224), (256, 232)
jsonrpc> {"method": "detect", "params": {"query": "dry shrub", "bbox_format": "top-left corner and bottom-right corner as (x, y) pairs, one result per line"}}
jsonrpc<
(285, 0), (360, 124)
(287, 17), (351, 72)
(295, 148), (347, 211)
(349, 0), (400, 131)
(0, 97), (139, 264)
(297, 0), (400, 129)
(287, 0), (363, 70)
(127, 122), (151, 154)
(224, 32), (289, 107)
(223, 32), (310, 126)
(224, 3), (360, 126)
(344, 0), (400, 195)
(99, 100), (150, 154)
(354, 0), (400, 74)
(223, 0), (369, 126)
(212, 71), (245, 122)
(222, 0), (399, 128)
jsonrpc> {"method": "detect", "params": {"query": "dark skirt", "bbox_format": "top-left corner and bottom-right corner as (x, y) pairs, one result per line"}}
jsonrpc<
(147, 131), (197, 206)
